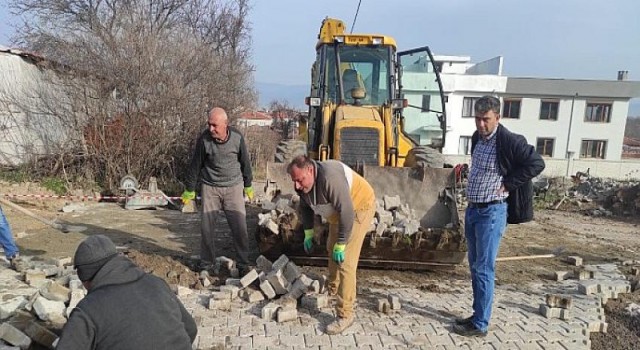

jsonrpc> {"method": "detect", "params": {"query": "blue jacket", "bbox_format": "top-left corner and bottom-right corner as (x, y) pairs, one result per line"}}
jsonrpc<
(471, 124), (545, 224)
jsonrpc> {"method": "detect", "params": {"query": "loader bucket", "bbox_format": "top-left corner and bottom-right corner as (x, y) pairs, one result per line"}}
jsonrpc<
(259, 162), (466, 270)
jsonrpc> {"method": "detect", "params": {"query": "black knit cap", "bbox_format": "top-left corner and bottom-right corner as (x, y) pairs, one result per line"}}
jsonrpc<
(73, 235), (118, 282)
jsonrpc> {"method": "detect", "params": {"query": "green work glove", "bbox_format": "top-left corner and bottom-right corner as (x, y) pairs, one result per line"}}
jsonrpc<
(181, 190), (196, 204)
(332, 243), (346, 263)
(244, 186), (254, 201)
(303, 229), (314, 253)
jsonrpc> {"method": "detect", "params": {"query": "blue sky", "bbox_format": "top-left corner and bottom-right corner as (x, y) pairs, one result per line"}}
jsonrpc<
(250, 0), (639, 84)
(2, 0), (639, 113)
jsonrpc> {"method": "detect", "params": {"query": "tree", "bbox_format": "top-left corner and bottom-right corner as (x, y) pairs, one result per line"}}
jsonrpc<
(4, 0), (256, 191)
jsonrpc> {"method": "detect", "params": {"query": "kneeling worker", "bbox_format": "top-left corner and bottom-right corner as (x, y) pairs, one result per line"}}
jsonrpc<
(57, 235), (197, 350)
(287, 155), (375, 335)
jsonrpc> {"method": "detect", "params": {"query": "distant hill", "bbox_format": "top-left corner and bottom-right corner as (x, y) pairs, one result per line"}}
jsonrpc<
(256, 82), (307, 110)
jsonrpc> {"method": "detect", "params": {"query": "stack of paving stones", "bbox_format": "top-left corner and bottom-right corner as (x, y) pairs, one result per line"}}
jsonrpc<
(0, 255), (82, 349)
(258, 195), (422, 239)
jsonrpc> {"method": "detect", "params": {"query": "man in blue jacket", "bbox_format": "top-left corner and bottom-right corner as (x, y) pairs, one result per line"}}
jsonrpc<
(454, 95), (545, 337)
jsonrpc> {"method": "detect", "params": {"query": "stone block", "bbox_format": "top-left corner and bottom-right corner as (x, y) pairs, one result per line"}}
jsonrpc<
(240, 268), (259, 288)
(377, 299), (390, 313)
(41, 265), (60, 277)
(0, 296), (27, 320)
(310, 280), (321, 293)
(259, 280), (276, 299)
(0, 323), (31, 349)
(387, 295), (401, 310)
(225, 278), (242, 288)
(297, 274), (314, 288)
(555, 271), (570, 281)
(40, 281), (70, 303)
(267, 270), (289, 295)
(271, 254), (289, 272)
(261, 302), (280, 321)
(256, 255), (273, 272)
(545, 294), (573, 309)
(276, 307), (298, 323)
(67, 290), (85, 317)
(54, 257), (73, 268)
(383, 195), (401, 210)
(539, 304), (561, 318)
(229, 268), (240, 278)
(284, 279), (307, 300)
(283, 262), (302, 283)
(211, 291), (232, 301)
(560, 308), (571, 320)
(215, 256), (236, 270)
(242, 288), (265, 303)
(301, 294), (328, 310)
(576, 270), (593, 280)
(567, 255), (583, 266)
(33, 296), (66, 322)
(24, 270), (47, 287)
(24, 321), (58, 349)
(208, 298), (231, 311)
(219, 284), (240, 299)
(578, 280), (599, 295)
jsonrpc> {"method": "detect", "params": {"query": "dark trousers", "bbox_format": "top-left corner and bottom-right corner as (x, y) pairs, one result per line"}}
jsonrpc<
(200, 182), (249, 267)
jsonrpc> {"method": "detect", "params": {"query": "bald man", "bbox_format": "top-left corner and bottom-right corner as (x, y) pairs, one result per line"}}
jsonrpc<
(182, 107), (254, 274)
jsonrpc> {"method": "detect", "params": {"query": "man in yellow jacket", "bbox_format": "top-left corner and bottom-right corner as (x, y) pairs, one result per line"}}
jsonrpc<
(287, 155), (375, 335)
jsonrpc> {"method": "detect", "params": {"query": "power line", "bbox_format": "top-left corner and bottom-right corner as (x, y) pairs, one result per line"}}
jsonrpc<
(350, 0), (362, 34)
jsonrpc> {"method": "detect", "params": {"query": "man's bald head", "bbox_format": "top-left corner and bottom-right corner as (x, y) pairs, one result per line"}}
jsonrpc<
(208, 107), (229, 140)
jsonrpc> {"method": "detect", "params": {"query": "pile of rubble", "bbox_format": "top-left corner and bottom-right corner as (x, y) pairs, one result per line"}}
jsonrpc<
(207, 254), (329, 322)
(0, 256), (82, 349)
(565, 176), (640, 216)
(258, 194), (426, 239)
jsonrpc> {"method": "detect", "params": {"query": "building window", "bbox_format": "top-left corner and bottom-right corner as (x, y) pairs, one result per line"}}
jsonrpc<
(536, 138), (554, 157)
(421, 95), (431, 112)
(458, 136), (472, 155)
(585, 102), (612, 122)
(462, 97), (478, 118)
(502, 99), (521, 119)
(540, 100), (559, 120)
(580, 140), (607, 159)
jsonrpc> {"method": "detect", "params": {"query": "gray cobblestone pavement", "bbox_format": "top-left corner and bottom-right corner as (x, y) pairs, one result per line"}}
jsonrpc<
(180, 264), (628, 350)
(0, 261), (628, 349)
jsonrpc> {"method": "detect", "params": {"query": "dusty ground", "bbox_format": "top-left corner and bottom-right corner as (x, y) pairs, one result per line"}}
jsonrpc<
(2, 181), (639, 349)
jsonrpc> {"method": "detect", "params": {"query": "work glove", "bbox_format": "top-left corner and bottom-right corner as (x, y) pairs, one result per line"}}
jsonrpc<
(244, 186), (254, 201)
(181, 190), (196, 204)
(332, 243), (346, 263)
(303, 229), (314, 253)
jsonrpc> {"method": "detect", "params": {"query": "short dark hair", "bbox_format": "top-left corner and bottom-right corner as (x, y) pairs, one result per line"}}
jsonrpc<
(474, 95), (501, 115)
(287, 155), (314, 174)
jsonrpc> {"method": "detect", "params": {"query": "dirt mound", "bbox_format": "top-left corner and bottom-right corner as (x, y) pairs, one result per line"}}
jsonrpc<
(124, 249), (211, 289)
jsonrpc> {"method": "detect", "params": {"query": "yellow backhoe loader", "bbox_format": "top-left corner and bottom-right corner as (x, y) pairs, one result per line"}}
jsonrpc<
(259, 18), (465, 269)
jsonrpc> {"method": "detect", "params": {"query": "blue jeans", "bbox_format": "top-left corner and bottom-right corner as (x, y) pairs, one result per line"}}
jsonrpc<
(0, 206), (19, 259)
(465, 202), (507, 332)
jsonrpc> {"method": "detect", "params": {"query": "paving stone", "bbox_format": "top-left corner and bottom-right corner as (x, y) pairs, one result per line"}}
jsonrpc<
(278, 334), (305, 348)
(240, 268), (260, 288)
(304, 334), (331, 347)
(329, 334), (356, 347)
(0, 323), (31, 349)
(256, 255), (273, 272)
(567, 256), (583, 266)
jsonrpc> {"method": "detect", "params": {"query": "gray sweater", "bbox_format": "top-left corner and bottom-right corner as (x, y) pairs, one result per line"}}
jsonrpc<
(185, 126), (252, 190)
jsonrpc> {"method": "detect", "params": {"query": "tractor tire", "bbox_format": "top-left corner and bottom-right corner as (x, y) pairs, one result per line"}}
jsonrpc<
(274, 140), (307, 163)
(404, 146), (444, 168)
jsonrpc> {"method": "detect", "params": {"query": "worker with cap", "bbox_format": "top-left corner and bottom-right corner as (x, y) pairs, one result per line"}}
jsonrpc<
(56, 235), (197, 350)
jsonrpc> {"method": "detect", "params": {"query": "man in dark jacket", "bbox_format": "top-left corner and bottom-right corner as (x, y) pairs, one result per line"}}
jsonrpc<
(56, 235), (197, 349)
(181, 107), (254, 273)
(454, 96), (545, 337)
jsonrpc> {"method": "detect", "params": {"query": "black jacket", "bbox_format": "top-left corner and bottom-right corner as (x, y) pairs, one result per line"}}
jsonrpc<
(56, 255), (197, 350)
(471, 124), (545, 224)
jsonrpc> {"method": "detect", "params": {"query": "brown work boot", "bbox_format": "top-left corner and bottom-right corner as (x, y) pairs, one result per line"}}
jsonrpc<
(326, 316), (354, 335)
(8, 253), (20, 270)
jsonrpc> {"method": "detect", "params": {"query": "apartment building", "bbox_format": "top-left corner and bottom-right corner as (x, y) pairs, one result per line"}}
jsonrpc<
(402, 55), (640, 162)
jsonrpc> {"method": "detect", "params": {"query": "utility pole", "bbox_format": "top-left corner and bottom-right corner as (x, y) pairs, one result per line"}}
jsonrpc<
(565, 93), (578, 177)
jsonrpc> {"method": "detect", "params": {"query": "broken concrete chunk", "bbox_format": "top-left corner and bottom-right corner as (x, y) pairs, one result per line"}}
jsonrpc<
(32, 296), (66, 322)
(40, 281), (70, 303)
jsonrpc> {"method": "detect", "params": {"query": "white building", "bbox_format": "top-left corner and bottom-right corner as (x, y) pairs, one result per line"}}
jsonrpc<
(236, 111), (273, 127)
(402, 55), (640, 165)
